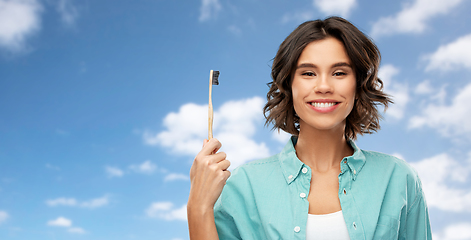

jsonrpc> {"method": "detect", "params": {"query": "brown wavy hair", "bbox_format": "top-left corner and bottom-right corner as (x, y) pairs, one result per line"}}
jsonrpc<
(263, 16), (392, 140)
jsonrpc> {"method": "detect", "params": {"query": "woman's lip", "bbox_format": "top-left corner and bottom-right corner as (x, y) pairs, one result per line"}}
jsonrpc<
(308, 99), (338, 103)
(306, 102), (340, 113)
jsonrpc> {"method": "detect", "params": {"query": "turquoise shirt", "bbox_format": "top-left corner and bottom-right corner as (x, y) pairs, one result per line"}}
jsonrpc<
(214, 137), (432, 239)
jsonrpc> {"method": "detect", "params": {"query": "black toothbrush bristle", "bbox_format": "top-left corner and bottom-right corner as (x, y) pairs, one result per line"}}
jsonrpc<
(212, 71), (220, 85)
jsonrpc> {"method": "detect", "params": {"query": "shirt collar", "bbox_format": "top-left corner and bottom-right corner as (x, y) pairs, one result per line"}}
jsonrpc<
(279, 136), (366, 184)
(279, 136), (304, 184)
(344, 138), (366, 180)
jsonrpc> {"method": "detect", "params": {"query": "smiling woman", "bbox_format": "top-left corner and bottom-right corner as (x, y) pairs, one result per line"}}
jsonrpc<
(291, 38), (357, 134)
(187, 16), (432, 240)
(265, 18), (390, 140)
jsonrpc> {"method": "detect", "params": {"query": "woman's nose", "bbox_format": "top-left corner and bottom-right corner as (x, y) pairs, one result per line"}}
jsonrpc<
(314, 74), (333, 94)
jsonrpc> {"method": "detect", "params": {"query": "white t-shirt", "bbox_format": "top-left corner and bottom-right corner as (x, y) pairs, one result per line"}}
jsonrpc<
(306, 211), (351, 240)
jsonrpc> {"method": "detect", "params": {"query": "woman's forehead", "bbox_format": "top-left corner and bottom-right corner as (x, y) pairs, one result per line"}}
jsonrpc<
(297, 38), (352, 67)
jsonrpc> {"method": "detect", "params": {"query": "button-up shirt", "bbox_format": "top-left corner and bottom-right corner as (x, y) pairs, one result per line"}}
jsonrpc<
(214, 136), (432, 239)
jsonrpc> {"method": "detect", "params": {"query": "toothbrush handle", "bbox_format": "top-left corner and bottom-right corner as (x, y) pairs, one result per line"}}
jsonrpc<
(208, 70), (214, 140)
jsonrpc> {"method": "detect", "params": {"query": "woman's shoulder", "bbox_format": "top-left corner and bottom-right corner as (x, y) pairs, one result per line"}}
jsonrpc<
(362, 149), (414, 168)
(360, 149), (422, 185)
(223, 149), (297, 191)
(231, 151), (284, 174)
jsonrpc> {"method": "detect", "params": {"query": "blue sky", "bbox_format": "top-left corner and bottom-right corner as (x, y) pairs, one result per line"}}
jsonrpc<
(1, 0), (471, 239)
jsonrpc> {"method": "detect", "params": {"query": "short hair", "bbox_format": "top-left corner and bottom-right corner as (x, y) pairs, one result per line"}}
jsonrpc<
(263, 16), (392, 140)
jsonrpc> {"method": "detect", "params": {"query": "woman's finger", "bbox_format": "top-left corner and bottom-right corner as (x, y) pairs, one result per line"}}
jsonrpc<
(207, 151), (227, 164)
(222, 169), (231, 180)
(218, 159), (231, 171)
(199, 138), (222, 156)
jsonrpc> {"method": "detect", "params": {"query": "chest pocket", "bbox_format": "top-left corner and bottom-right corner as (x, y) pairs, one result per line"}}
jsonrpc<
(372, 215), (400, 240)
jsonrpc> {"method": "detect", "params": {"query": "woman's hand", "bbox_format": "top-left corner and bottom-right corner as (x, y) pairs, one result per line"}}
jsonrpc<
(188, 138), (231, 212)
(187, 138), (230, 240)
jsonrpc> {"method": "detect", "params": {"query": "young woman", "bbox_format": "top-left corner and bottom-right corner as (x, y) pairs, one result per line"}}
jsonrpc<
(187, 17), (432, 240)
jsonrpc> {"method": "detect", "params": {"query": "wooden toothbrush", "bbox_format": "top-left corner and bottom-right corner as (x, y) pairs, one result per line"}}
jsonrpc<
(208, 70), (220, 140)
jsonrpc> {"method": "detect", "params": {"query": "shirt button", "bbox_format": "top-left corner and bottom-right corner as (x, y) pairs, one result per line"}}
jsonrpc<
(353, 169), (357, 175)
(288, 175), (293, 180)
(294, 226), (300, 232)
(353, 222), (357, 229)
(300, 193), (306, 198)
(343, 188), (347, 195)
(343, 160), (347, 164)
(302, 167), (308, 174)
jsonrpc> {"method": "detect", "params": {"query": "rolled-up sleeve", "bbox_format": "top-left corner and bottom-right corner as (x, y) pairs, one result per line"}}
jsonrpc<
(214, 197), (241, 240)
(399, 180), (432, 239)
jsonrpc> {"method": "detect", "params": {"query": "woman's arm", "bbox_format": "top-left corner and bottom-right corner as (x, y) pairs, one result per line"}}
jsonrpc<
(399, 178), (432, 239)
(187, 138), (231, 240)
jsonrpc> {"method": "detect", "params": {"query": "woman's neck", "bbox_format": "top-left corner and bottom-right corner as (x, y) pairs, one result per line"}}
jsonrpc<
(294, 123), (353, 173)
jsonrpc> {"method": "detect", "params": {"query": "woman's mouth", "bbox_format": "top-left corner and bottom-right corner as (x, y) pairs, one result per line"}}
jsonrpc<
(309, 102), (338, 108)
(307, 100), (340, 113)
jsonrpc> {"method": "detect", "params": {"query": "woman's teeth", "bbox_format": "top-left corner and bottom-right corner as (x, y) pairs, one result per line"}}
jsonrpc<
(310, 102), (336, 108)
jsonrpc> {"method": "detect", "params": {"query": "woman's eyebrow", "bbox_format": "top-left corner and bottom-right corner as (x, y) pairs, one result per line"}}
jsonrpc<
(296, 62), (352, 69)
(296, 63), (317, 69)
(332, 62), (352, 68)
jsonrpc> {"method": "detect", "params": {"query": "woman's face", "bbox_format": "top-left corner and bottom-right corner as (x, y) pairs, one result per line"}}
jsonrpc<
(291, 37), (356, 133)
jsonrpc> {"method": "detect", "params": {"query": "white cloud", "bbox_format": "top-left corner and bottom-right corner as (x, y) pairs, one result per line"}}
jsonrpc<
(80, 196), (109, 209)
(443, 223), (471, 240)
(272, 129), (291, 144)
(409, 82), (471, 138)
(47, 216), (72, 227)
(409, 153), (471, 212)
(0, 211), (9, 224)
(46, 197), (77, 207)
(144, 97), (270, 169)
(371, 0), (464, 38)
(107, 161), (165, 178)
(391, 152), (405, 160)
(415, 80), (434, 95)
(378, 64), (409, 120)
(68, 227), (86, 234)
(56, 0), (78, 27)
(46, 195), (109, 209)
(143, 102), (207, 156)
(129, 160), (157, 174)
(313, 0), (356, 18)
(0, 0), (42, 52)
(378, 64), (399, 84)
(434, 222), (471, 240)
(199, 0), (221, 22)
(146, 202), (187, 221)
(105, 166), (124, 178)
(164, 173), (190, 182)
(424, 33), (471, 72)
(47, 216), (87, 234)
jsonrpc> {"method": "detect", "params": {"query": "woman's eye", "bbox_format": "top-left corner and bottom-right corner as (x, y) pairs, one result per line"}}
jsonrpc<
(302, 72), (315, 77)
(333, 71), (346, 76)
